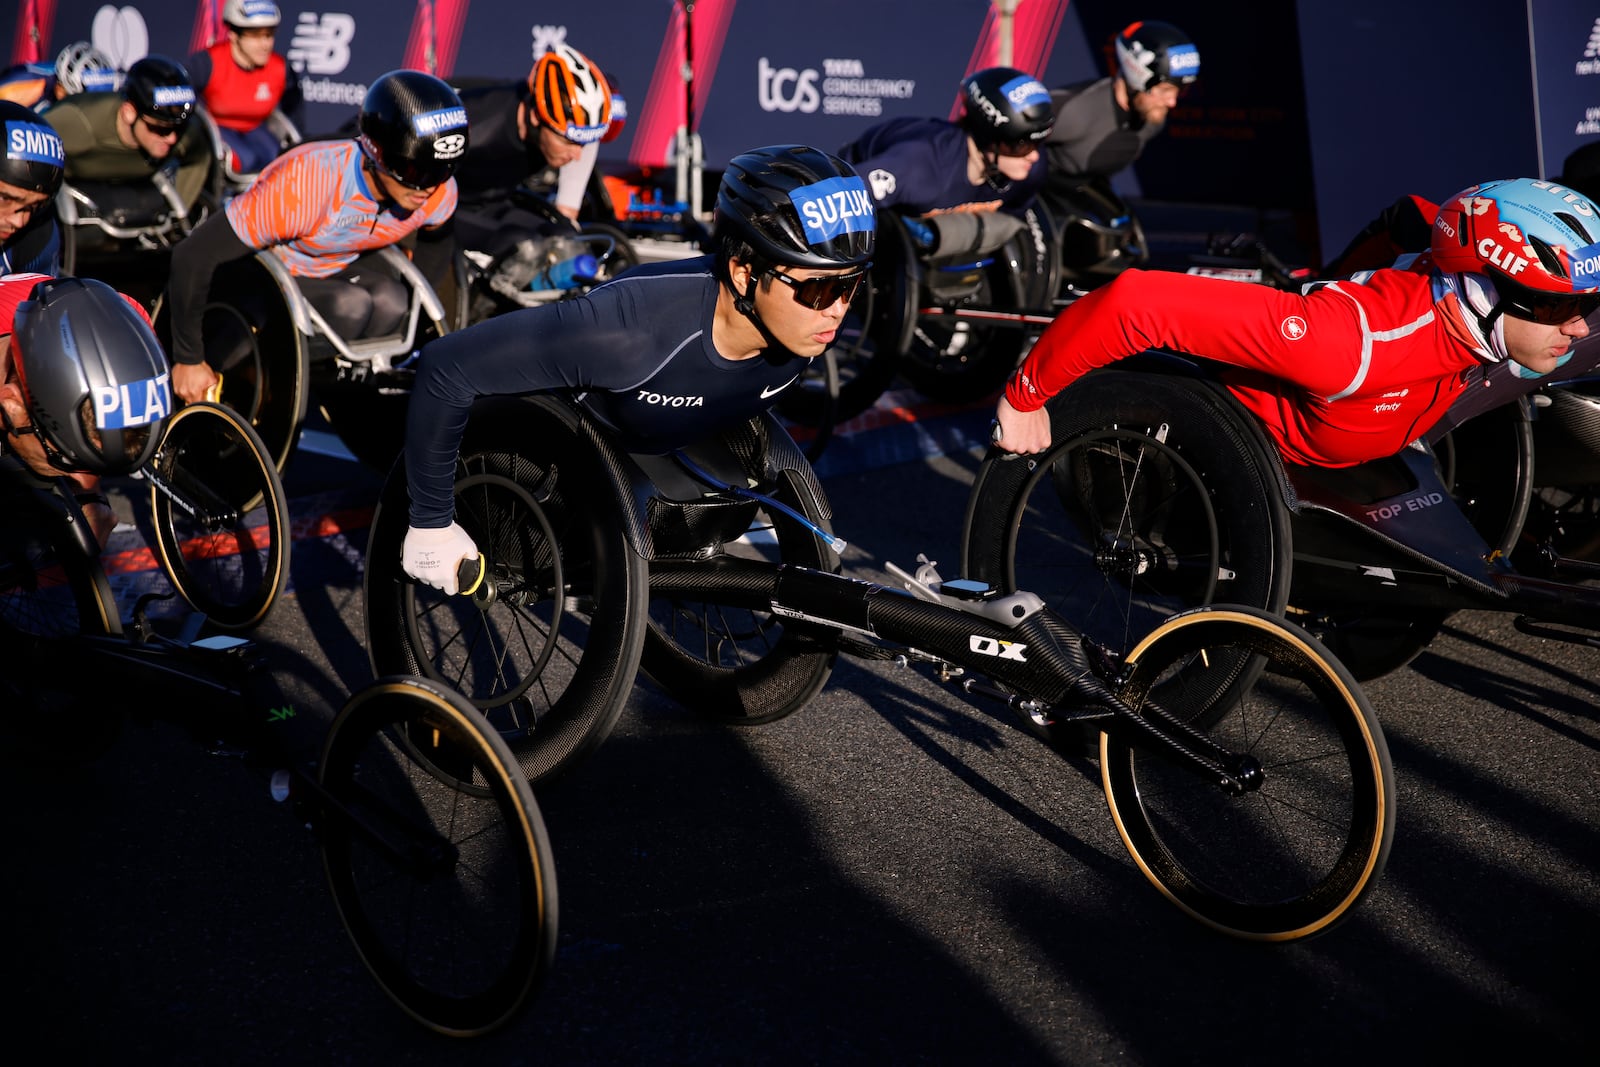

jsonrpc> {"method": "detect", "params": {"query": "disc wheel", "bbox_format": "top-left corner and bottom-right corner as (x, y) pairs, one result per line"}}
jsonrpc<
(147, 402), (290, 631)
(641, 478), (838, 724)
(1102, 607), (1395, 941)
(319, 676), (557, 1037)
(365, 412), (648, 783)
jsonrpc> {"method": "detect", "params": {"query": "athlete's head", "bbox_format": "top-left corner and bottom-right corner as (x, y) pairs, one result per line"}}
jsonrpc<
(2, 277), (170, 476)
(121, 56), (195, 159)
(526, 44), (612, 168)
(713, 145), (876, 357)
(1112, 20), (1199, 126)
(959, 67), (1053, 182)
(54, 41), (118, 96)
(1430, 177), (1599, 372)
(358, 69), (468, 210)
(223, 0), (282, 70)
(0, 101), (65, 242)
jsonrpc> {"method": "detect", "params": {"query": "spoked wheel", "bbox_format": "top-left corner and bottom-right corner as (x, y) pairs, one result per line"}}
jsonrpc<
(365, 406), (648, 783)
(0, 481), (123, 758)
(1101, 606), (1395, 941)
(963, 371), (1291, 738)
(641, 477), (839, 724)
(318, 676), (557, 1037)
(146, 403), (290, 631)
(579, 220), (642, 278)
(897, 256), (1029, 403)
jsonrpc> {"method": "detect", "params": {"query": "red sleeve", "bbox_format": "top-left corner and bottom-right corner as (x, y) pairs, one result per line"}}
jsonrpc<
(1005, 269), (1366, 411)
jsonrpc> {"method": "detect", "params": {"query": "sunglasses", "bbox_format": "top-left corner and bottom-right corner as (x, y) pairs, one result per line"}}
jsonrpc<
(991, 139), (1043, 158)
(1500, 292), (1600, 326)
(767, 268), (869, 310)
(139, 115), (184, 139)
(372, 157), (446, 193)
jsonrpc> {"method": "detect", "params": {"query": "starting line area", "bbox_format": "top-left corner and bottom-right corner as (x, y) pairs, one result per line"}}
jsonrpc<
(102, 387), (997, 611)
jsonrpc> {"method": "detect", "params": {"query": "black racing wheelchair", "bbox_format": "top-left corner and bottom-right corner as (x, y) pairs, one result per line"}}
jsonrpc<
(362, 392), (1395, 942)
(957, 352), (1600, 686)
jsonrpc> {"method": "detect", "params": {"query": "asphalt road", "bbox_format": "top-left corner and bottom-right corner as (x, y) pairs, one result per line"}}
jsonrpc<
(5, 395), (1597, 1065)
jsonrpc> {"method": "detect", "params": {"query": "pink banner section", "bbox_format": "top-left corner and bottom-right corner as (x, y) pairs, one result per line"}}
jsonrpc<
(951, 0), (1071, 120)
(10, 0), (55, 65)
(189, 0), (224, 53)
(628, 0), (738, 169)
(404, 0), (470, 76)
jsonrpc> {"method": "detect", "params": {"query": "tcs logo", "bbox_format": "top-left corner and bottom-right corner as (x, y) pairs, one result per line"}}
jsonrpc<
(288, 13), (356, 76)
(759, 57), (819, 114)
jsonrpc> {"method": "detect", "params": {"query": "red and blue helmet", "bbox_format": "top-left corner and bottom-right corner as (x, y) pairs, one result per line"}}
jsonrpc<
(1431, 177), (1600, 321)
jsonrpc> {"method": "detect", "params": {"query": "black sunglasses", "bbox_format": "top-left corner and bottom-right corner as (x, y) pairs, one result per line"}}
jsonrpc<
(767, 268), (870, 310)
(1500, 292), (1600, 326)
(139, 115), (184, 138)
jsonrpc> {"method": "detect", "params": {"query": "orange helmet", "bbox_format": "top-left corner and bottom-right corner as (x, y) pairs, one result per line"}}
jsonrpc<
(528, 44), (612, 145)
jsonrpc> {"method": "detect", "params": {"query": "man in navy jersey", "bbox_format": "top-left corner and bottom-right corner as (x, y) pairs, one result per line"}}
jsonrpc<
(400, 144), (877, 594)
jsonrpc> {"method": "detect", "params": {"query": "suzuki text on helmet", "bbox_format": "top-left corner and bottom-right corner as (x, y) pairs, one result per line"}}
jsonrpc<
(714, 144), (875, 356)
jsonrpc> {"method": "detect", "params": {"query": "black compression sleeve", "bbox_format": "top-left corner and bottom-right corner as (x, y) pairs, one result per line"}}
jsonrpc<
(166, 212), (255, 366)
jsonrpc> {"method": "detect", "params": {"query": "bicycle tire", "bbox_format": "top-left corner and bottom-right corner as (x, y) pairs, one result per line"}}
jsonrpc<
(148, 402), (290, 631)
(641, 474), (839, 724)
(1101, 606), (1394, 941)
(365, 408), (648, 783)
(319, 675), (557, 1037)
(963, 371), (1291, 720)
(897, 256), (1028, 403)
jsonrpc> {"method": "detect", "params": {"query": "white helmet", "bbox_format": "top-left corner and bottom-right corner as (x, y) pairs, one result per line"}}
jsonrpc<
(54, 41), (118, 95)
(223, 0), (282, 29)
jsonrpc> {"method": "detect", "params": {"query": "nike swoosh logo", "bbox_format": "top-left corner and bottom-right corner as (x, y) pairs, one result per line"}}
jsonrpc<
(760, 376), (800, 399)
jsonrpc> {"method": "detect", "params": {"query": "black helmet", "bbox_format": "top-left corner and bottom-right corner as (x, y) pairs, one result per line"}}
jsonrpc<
(0, 101), (65, 197)
(1113, 20), (1200, 93)
(357, 70), (469, 191)
(714, 144), (874, 270)
(11, 278), (170, 476)
(123, 55), (196, 127)
(959, 67), (1054, 148)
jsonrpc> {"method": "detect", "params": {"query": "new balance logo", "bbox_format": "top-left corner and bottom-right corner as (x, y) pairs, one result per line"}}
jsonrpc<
(288, 13), (355, 75)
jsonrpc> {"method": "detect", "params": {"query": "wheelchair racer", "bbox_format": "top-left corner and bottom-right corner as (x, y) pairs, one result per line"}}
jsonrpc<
(43, 55), (214, 220)
(447, 43), (617, 295)
(399, 144), (874, 594)
(163, 69), (466, 404)
(0, 42), (119, 111)
(0, 274), (172, 547)
(837, 66), (1050, 254)
(0, 101), (67, 275)
(993, 178), (1599, 470)
(187, 0), (303, 176)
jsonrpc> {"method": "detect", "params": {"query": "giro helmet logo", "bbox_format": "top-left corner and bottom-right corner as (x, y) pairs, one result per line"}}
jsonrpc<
(90, 5), (149, 70)
(288, 13), (356, 76)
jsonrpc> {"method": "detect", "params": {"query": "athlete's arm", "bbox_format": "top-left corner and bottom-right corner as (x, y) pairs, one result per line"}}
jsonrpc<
(553, 141), (600, 219)
(1003, 268), (1360, 416)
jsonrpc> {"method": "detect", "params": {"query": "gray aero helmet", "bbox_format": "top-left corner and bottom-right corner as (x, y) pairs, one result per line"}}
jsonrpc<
(0, 100), (65, 196)
(714, 144), (875, 270)
(11, 277), (171, 475)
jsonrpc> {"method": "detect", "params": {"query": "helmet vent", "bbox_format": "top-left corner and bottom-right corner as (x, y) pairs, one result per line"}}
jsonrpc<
(1527, 234), (1570, 281)
(1554, 210), (1595, 246)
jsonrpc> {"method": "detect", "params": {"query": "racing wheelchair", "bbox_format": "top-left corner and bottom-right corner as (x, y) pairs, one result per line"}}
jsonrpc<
(363, 393), (1395, 942)
(958, 353), (1600, 685)
(0, 404), (556, 1037)
(154, 243), (451, 475)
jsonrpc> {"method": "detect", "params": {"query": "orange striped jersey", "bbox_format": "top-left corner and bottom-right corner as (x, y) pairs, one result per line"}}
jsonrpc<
(224, 139), (456, 278)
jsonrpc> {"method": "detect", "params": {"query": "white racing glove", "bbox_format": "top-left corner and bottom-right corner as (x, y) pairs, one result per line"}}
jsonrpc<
(402, 522), (479, 596)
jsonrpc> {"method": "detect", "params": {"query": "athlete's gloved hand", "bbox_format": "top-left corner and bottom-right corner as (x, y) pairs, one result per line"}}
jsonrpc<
(402, 522), (478, 595)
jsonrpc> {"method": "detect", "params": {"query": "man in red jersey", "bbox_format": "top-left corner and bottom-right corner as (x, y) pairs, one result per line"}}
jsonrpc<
(188, 0), (301, 175)
(993, 178), (1599, 470)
